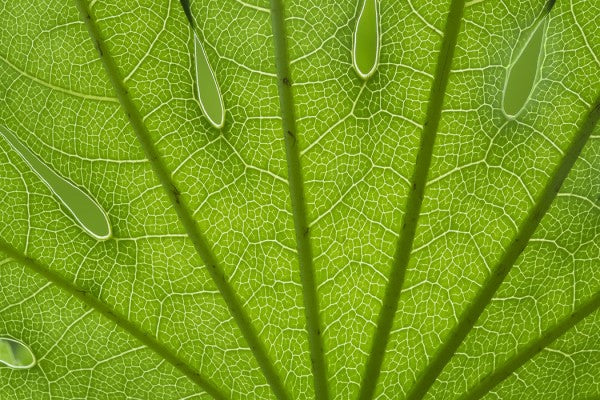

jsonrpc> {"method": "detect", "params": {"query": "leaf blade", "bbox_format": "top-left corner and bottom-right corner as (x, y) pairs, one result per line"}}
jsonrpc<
(405, 94), (600, 400)
(0, 240), (228, 400)
(73, 1), (290, 398)
(358, 1), (467, 398)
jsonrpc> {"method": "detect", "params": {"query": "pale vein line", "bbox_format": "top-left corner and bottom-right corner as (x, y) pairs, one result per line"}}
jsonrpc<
(38, 308), (95, 361)
(235, 0), (270, 13)
(124, 0), (172, 82)
(0, 54), (118, 103)
(569, 2), (600, 68)
(0, 282), (52, 313)
(91, 345), (147, 367)
(465, 0), (486, 8)
(408, 0), (443, 36)
(556, 192), (600, 211)
(300, 82), (368, 157)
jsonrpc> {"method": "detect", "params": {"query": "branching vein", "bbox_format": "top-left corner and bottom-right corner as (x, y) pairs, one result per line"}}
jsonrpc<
(73, 1), (289, 399)
(357, 1), (467, 399)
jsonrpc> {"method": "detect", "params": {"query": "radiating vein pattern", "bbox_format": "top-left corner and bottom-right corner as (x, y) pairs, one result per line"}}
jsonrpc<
(288, 0), (442, 396)
(381, 0), (600, 398)
(405, 93), (600, 400)
(0, 0), (599, 398)
(74, 0), (291, 398)
(80, 0), (313, 397)
(358, 0), (467, 398)
(428, 123), (600, 400)
(1, 0), (285, 398)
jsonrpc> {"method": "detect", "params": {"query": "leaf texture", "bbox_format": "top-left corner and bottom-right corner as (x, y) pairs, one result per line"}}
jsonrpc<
(0, 0), (598, 399)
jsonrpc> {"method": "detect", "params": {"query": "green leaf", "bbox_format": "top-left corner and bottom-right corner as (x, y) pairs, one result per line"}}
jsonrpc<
(0, 0), (598, 399)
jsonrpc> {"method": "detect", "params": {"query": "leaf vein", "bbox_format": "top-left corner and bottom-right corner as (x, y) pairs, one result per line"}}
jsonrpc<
(269, 1), (330, 399)
(357, 1), (468, 398)
(73, 1), (290, 398)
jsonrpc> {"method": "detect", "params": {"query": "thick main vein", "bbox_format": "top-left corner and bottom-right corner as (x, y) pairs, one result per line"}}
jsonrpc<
(405, 95), (600, 400)
(0, 240), (228, 400)
(357, 1), (467, 399)
(269, 1), (329, 399)
(72, 1), (290, 399)
(458, 290), (600, 400)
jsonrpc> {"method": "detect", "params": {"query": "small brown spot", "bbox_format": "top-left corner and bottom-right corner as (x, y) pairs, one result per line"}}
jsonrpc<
(287, 130), (296, 142)
(172, 186), (181, 204)
(94, 40), (103, 57)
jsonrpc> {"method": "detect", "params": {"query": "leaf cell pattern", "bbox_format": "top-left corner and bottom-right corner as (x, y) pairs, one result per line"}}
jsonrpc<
(0, 0), (598, 399)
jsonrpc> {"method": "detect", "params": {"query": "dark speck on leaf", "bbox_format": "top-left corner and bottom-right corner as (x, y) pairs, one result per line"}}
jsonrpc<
(172, 186), (181, 203)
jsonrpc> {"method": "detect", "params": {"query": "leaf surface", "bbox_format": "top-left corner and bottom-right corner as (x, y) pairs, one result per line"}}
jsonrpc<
(0, 0), (598, 399)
